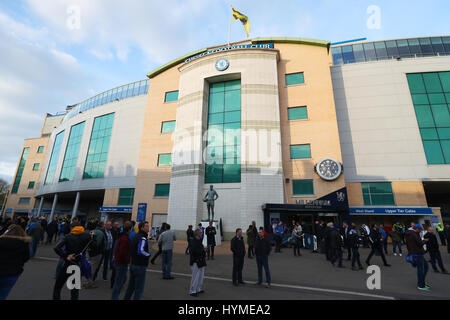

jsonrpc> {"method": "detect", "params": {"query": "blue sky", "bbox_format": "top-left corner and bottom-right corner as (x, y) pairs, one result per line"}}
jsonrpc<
(0, 0), (449, 183)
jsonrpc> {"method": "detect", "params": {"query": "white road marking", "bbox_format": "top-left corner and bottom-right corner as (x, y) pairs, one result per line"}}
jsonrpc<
(35, 256), (396, 300)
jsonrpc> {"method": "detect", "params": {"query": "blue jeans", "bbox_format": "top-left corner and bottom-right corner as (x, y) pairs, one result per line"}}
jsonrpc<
(392, 241), (402, 254)
(0, 275), (20, 300)
(111, 265), (128, 300)
(415, 255), (429, 288)
(256, 255), (271, 285)
(162, 250), (173, 278)
(124, 265), (147, 300)
(29, 240), (39, 257)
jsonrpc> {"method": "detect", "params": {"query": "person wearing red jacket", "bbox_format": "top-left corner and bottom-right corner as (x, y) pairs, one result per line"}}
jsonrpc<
(111, 221), (132, 300)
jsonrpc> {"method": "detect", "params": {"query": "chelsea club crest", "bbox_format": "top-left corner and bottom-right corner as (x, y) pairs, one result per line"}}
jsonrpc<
(215, 58), (229, 71)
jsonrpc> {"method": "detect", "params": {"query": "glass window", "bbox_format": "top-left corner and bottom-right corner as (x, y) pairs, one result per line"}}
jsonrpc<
(290, 144), (311, 159)
(437, 128), (450, 140)
(414, 105), (434, 128)
(419, 38), (433, 55)
(361, 182), (395, 205)
(285, 73), (305, 86)
(352, 44), (366, 63)
(397, 40), (410, 57)
(18, 197), (31, 205)
(11, 147), (30, 193)
(431, 37), (445, 54)
(292, 180), (314, 196)
(423, 140), (445, 164)
(420, 128), (438, 140)
(408, 38), (422, 55)
(385, 41), (399, 57)
(428, 93), (446, 104)
(439, 72), (450, 92)
(161, 121), (176, 133)
(118, 188), (135, 206)
(37, 146), (44, 153)
(331, 47), (343, 65)
(33, 163), (40, 171)
(431, 104), (450, 127)
(423, 73), (443, 93)
(443, 37), (450, 53)
(165, 91), (179, 103)
(341, 45), (355, 64)
(374, 42), (388, 59)
(363, 43), (376, 61)
(441, 140), (450, 163)
(206, 79), (241, 183)
(412, 94), (429, 105)
(155, 184), (170, 197)
(44, 132), (64, 185)
(27, 181), (35, 189)
(288, 107), (308, 120)
(407, 74), (426, 94)
(158, 154), (172, 166)
(60, 122), (85, 182)
(83, 114), (114, 179)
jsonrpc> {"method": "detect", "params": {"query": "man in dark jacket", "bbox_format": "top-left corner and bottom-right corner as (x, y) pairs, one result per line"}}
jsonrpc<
(27, 219), (44, 258)
(185, 225), (194, 255)
(189, 228), (206, 297)
(341, 221), (351, 260)
(255, 227), (271, 287)
(124, 221), (151, 300)
(348, 226), (363, 271)
(424, 227), (448, 274)
(327, 224), (344, 268)
(230, 228), (246, 286)
(365, 224), (391, 267)
(150, 222), (166, 265)
(46, 218), (59, 245)
(406, 225), (430, 291)
(111, 221), (132, 300)
(53, 224), (96, 300)
(205, 221), (216, 260)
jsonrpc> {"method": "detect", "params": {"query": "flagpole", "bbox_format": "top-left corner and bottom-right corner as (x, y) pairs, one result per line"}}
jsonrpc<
(228, 5), (232, 46)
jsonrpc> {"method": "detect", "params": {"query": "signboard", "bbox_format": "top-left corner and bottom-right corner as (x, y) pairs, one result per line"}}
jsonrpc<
(294, 188), (349, 211)
(137, 203), (147, 222)
(349, 207), (434, 215)
(184, 43), (274, 63)
(99, 206), (132, 213)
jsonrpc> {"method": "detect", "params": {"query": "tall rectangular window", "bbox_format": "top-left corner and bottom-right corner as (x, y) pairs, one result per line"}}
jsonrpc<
(362, 182), (395, 205)
(205, 80), (241, 183)
(407, 72), (450, 164)
(292, 180), (314, 196)
(12, 147), (30, 193)
(165, 91), (179, 103)
(286, 73), (304, 86)
(44, 131), (64, 185)
(37, 146), (44, 153)
(28, 181), (35, 189)
(158, 154), (172, 167)
(83, 113), (115, 179)
(118, 188), (135, 206)
(161, 121), (176, 133)
(155, 184), (170, 197)
(288, 107), (308, 120)
(33, 163), (40, 171)
(290, 144), (311, 159)
(60, 122), (85, 182)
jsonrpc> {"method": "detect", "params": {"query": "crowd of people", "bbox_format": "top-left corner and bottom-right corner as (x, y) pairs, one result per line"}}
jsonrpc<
(1, 215), (450, 300)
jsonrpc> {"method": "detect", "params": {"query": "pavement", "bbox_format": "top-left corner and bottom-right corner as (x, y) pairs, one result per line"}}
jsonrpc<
(7, 240), (450, 300)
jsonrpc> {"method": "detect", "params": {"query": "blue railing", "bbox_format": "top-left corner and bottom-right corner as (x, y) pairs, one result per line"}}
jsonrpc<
(63, 79), (149, 122)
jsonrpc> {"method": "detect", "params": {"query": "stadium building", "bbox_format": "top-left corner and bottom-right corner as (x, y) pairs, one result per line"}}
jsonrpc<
(3, 36), (450, 239)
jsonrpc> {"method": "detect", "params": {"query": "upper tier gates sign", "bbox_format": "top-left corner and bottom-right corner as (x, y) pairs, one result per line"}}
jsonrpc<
(184, 43), (274, 63)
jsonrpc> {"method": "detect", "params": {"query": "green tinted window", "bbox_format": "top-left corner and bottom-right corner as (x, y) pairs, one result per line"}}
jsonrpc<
(286, 73), (305, 86)
(83, 114), (114, 179)
(37, 146), (44, 153)
(408, 72), (450, 164)
(292, 180), (314, 196)
(11, 147), (30, 193)
(158, 154), (172, 166)
(33, 163), (40, 171)
(206, 80), (241, 183)
(155, 184), (170, 197)
(290, 144), (311, 159)
(288, 107), (308, 120)
(44, 132), (64, 185)
(161, 121), (176, 133)
(361, 182), (395, 205)
(27, 181), (35, 189)
(60, 122), (85, 182)
(118, 188), (135, 206)
(165, 91), (179, 103)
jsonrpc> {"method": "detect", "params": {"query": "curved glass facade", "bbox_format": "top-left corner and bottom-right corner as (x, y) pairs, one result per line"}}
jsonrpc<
(63, 79), (149, 123)
(332, 36), (450, 66)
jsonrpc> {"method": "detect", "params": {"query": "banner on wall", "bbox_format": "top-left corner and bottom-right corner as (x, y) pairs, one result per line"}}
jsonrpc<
(137, 203), (147, 222)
